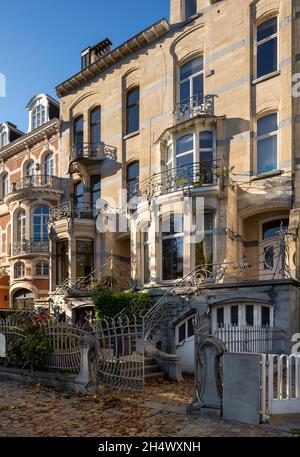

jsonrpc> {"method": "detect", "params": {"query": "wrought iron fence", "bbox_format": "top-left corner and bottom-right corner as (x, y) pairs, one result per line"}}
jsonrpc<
(128, 160), (222, 202)
(10, 239), (49, 256)
(95, 315), (145, 393)
(49, 201), (95, 223)
(71, 142), (117, 161)
(173, 94), (217, 124)
(10, 175), (60, 193)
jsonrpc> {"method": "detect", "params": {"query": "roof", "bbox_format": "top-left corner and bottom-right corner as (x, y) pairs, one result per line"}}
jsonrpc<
(56, 18), (170, 97)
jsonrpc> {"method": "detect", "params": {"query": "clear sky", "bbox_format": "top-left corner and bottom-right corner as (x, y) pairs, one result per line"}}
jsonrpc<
(0, 0), (170, 132)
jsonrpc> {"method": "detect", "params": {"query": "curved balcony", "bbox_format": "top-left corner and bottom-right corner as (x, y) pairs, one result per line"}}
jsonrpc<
(173, 94), (218, 125)
(10, 239), (49, 257)
(70, 142), (117, 165)
(49, 201), (95, 224)
(5, 175), (62, 204)
(128, 160), (225, 203)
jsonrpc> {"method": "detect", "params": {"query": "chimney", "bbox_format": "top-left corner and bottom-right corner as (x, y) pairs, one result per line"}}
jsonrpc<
(81, 47), (91, 70)
(81, 38), (112, 70)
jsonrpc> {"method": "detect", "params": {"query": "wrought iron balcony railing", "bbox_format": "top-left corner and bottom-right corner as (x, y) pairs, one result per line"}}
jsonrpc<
(173, 94), (217, 124)
(9, 175), (61, 194)
(49, 201), (96, 224)
(71, 142), (117, 162)
(10, 239), (49, 257)
(128, 160), (223, 202)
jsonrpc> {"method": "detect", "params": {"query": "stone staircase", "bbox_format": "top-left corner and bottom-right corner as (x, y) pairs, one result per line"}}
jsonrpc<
(144, 356), (165, 382)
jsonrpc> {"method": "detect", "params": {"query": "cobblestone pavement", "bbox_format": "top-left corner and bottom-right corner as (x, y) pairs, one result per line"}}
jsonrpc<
(0, 378), (298, 437)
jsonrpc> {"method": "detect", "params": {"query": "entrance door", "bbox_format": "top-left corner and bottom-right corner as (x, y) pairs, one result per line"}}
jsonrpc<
(175, 315), (195, 374)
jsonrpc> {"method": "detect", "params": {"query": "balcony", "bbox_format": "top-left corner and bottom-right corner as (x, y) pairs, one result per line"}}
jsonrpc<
(5, 175), (62, 204)
(173, 94), (217, 124)
(70, 142), (117, 164)
(128, 160), (224, 202)
(49, 201), (95, 224)
(10, 239), (49, 257)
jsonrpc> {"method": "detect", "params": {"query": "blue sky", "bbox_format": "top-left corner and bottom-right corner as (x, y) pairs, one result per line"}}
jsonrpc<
(0, 0), (170, 132)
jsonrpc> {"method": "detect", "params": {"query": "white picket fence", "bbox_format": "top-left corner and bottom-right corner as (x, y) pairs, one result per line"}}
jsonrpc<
(215, 325), (280, 354)
(261, 354), (300, 420)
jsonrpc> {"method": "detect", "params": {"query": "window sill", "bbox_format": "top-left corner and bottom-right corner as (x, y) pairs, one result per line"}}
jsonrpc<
(123, 131), (140, 141)
(180, 13), (203, 28)
(250, 169), (283, 181)
(252, 70), (281, 85)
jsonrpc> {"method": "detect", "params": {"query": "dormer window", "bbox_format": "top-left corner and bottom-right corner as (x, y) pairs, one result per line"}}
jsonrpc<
(0, 130), (8, 148)
(32, 103), (46, 129)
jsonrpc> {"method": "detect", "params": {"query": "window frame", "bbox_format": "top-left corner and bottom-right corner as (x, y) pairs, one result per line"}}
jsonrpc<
(126, 161), (140, 201)
(14, 261), (25, 279)
(74, 115), (84, 154)
(32, 103), (46, 130)
(141, 224), (151, 285)
(126, 87), (140, 136)
(89, 107), (101, 148)
(179, 56), (204, 109)
(255, 16), (279, 81)
(44, 152), (54, 177)
(255, 112), (279, 175)
(35, 260), (49, 277)
(160, 213), (184, 282)
(1, 173), (8, 199)
(32, 207), (49, 242)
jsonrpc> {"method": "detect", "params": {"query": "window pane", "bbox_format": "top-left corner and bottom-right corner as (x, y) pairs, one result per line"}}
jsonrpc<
(176, 135), (193, 155)
(176, 153), (193, 169)
(262, 219), (289, 240)
(162, 237), (183, 280)
(257, 114), (278, 137)
(178, 323), (186, 344)
(200, 131), (213, 149)
(195, 234), (213, 267)
(217, 307), (224, 327)
(143, 243), (150, 284)
(180, 80), (190, 103)
(246, 305), (254, 326)
(257, 39), (277, 78)
(264, 246), (274, 270)
(185, 0), (197, 19)
(257, 18), (277, 42)
(127, 88), (139, 134)
(91, 108), (100, 124)
(127, 89), (139, 106)
(162, 215), (183, 236)
(231, 306), (239, 325)
(257, 136), (277, 174)
(262, 307), (270, 327)
(180, 57), (203, 81)
(187, 318), (194, 338)
(127, 162), (139, 181)
(192, 74), (204, 99)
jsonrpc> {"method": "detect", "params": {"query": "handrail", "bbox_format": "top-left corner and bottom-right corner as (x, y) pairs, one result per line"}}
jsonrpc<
(10, 175), (60, 193)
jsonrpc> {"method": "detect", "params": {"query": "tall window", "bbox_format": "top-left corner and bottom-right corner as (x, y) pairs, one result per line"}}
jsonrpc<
(90, 107), (101, 149)
(74, 115), (84, 154)
(14, 262), (25, 279)
(176, 134), (194, 169)
(74, 181), (85, 209)
(76, 240), (94, 278)
(180, 57), (204, 108)
(33, 207), (49, 242)
(195, 212), (214, 269)
(0, 130), (8, 148)
(25, 161), (35, 177)
(185, 0), (197, 19)
(256, 17), (278, 79)
(45, 153), (54, 177)
(161, 214), (184, 280)
(256, 113), (278, 174)
(127, 161), (139, 200)
(141, 226), (151, 284)
(199, 131), (214, 183)
(90, 175), (101, 216)
(32, 104), (46, 129)
(16, 210), (26, 243)
(35, 261), (49, 276)
(1, 174), (8, 198)
(126, 87), (140, 135)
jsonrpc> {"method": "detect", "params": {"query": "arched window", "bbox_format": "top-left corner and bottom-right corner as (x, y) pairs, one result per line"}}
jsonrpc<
(256, 17), (278, 79)
(1, 173), (8, 199)
(32, 104), (46, 129)
(126, 87), (140, 135)
(45, 152), (54, 177)
(256, 113), (278, 174)
(35, 261), (49, 276)
(127, 161), (139, 200)
(14, 262), (25, 279)
(33, 207), (49, 242)
(16, 210), (26, 243)
(179, 56), (204, 110)
(184, 0), (197, 19)
(25, 161), (35, 177)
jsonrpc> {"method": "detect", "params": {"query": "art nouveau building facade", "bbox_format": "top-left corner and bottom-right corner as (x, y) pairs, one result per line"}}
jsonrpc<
(1, 0), (300, 370)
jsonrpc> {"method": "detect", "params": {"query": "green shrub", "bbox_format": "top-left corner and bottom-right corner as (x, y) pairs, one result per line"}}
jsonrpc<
(8, 329), (50, 370)
(91, 287), (152, 321)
